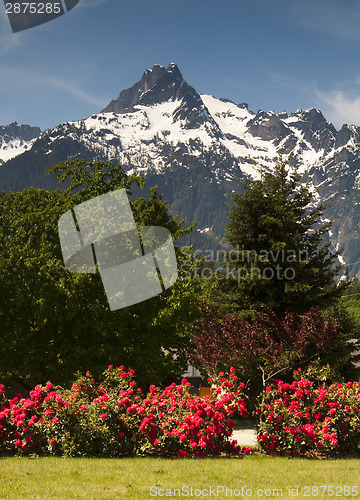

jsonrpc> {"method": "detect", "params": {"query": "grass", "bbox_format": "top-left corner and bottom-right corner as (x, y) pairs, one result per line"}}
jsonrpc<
(1, 456), (360, 499)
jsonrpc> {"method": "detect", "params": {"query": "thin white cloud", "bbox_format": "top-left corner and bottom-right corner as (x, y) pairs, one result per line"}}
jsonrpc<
(315, 88), (360, 129)
(268, 72), (360, 128)
(0, 64), (108, 109)
(267, 72), (313, 98)
(287, 0), (360, 42)
(0, 3), (9, 23)
(0, 5), (23, 55)
(0, 0), (113, 55)
(0, 34), (21, 56)
(43, 75), (107, 108)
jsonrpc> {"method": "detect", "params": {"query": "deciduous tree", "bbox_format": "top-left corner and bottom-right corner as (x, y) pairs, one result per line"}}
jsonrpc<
(0, 160), (200, 390)
(189, 302), (343, 393)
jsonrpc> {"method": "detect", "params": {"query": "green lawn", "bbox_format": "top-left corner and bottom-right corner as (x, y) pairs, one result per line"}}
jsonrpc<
(1, 456), (360, 499)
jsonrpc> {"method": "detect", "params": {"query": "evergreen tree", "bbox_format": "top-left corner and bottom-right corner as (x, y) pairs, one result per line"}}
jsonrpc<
(224, 152), (346, 315)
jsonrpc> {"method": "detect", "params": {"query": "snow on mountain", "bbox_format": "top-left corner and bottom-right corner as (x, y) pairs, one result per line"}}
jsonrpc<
(70, 99), (221, 174)
(1, 64), (360, 273)
(0, 122), (41, 165)
(0, 137), (32, 165)
(1, 65), (336, 182)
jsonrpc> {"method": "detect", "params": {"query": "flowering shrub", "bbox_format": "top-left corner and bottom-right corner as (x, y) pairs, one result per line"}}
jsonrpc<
(0, 366), (251, 458)
(34, 367), (142, 457)
(257, 370), (360, 457)
(0, 381), (51, 456)
(134, 367), (250, 458)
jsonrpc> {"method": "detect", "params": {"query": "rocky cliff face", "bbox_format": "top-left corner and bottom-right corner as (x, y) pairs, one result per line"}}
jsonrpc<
(0, 122), (41, 165)
(1, 64), (360, 274)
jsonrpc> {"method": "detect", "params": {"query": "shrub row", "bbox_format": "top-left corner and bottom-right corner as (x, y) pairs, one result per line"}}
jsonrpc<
(257, 369), (360, 457)
(0, 366), (251, 458)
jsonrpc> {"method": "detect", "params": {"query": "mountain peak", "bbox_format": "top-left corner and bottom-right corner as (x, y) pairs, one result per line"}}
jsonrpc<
(288, 108), (337, 151)
(102, 63), (184, 114)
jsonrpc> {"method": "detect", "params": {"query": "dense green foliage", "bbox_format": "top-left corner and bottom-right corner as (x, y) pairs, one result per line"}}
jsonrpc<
(221, 153), (345, 315)
(0, 160), (200, 389)
(341, 277), (360, 323)
(188, 153), (359, 396)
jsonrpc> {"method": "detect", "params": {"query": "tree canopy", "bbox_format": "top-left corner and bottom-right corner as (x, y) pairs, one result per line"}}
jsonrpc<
(0, 160), (200, 390)
(189, 302), (353, 393)
(223, 152), (345, 315)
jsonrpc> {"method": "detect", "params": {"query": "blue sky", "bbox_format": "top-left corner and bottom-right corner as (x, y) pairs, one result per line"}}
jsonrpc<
(1, 0), (360, 131)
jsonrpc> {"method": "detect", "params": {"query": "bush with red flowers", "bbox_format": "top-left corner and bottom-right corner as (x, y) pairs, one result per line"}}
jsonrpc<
(0, 366), (251, 458)
(257, 369), (360, 457)
(134, 367), (249, 458)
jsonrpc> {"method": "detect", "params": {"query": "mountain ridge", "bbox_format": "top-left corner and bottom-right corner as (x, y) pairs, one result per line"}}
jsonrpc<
(1, 63), (360, 274)
(0, 122), (41, 166)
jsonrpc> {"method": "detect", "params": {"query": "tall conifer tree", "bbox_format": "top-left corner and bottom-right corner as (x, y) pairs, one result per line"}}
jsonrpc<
(225, 152), (345, 314)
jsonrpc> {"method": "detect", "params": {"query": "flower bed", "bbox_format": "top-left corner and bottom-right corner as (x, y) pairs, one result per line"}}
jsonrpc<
(0, 366), (251, 458)
(257, 371), (360, 457)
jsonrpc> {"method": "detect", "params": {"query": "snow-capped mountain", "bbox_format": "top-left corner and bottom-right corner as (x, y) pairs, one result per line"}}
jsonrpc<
(1, 63), (360, 274)
(0, 122), (41, 166)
